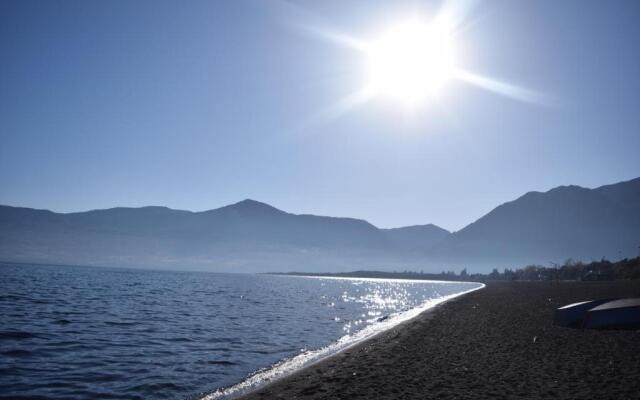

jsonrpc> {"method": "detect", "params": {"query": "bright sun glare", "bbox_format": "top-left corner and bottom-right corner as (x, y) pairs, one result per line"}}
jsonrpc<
(313, 9), (548, 119)
(365, 20), (455, 105)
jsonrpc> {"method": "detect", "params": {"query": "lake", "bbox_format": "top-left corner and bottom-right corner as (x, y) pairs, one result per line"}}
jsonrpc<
(0, 262), (481, 399)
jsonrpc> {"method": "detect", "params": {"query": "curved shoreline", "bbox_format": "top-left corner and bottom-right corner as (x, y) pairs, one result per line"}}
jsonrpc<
(237, 281), (640, 400)
(200, 279), (484, 400)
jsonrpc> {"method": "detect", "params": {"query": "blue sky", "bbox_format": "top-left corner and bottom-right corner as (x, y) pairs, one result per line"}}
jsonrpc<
(1, 0), (639, 231)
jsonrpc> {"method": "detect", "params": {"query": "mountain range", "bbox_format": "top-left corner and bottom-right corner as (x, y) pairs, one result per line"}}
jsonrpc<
(1, 177), (638, 272)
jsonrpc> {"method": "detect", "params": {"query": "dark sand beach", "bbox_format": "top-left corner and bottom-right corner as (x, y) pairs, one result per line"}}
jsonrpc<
(240, 281), (640, 400)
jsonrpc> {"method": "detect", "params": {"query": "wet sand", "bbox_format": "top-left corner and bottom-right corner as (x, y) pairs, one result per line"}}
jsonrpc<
(240, 281), (640, 400)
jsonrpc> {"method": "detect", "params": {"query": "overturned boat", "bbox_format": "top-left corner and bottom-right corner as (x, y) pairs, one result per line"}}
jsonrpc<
(584, 298), (640, 330)
(554, 299), (613, 328)
(555, 298), (640, 330)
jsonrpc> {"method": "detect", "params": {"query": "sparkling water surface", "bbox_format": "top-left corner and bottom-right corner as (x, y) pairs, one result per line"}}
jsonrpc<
(0, 263), (479, 399)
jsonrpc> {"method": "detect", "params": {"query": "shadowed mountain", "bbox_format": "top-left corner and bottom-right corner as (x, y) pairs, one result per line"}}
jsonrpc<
(432, 177), (640, 270)
(382, 224), (450, 251)
(1, 177), (638, 272)
(0, 199), (446, 272)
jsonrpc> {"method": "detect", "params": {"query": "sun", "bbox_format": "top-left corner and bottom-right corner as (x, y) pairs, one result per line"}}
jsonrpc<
(312, 12), (544, 120)
(365, 19), (456, 105)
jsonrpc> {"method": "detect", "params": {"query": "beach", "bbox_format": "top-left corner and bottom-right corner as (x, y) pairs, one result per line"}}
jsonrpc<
(240, 281), (640, 400)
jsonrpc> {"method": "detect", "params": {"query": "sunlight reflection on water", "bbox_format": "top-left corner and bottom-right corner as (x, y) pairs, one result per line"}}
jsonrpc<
(0, 263), (481, 400)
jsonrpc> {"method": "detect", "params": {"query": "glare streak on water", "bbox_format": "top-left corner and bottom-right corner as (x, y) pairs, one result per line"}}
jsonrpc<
(0, 263), (481, 400)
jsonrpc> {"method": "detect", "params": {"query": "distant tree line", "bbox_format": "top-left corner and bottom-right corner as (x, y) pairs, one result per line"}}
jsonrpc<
(281, 257), (640, 281)
(472, 257), (640, 281)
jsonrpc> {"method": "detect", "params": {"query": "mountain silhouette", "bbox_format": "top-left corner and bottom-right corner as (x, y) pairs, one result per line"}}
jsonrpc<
(382, 224), (450, 252)
(433, 177), (640, 269)
(1, 177), (638, 272)
(0, 199), (444, 271)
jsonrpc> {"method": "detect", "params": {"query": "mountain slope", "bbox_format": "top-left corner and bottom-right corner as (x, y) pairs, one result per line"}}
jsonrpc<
(433, 177), (640, 270)
(0, 200), (446, 272)
(1, 177), (638, 272)
(382, 224), (450, 252)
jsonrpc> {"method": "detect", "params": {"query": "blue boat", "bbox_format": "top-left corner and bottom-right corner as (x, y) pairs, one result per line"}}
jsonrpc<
(584, 298), (640, 330)
(553, 299), (614, 328)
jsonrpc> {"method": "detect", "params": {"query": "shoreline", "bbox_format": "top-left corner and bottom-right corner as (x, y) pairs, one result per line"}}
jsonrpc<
(201, 279), (484, 400)
(237, 281), (640, 400)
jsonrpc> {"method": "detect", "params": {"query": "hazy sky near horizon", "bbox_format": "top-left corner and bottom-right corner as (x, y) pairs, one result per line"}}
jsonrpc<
(1, 0), (639, 231)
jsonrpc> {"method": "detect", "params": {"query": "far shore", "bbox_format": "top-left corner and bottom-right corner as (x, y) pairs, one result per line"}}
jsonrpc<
(239, 280), (640, 400)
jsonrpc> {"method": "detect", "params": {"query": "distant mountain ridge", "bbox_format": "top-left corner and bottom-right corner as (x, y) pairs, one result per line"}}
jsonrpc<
(432, 177), (640, 270)
(1, 177), (638, 272)
(0, 199), (448, 272)
(382, 224), (450, 252)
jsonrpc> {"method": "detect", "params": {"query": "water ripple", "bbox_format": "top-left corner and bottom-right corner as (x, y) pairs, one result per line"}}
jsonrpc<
(0, 263), (479, 400)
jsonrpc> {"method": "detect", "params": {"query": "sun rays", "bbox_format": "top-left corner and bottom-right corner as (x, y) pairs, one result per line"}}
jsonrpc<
(300, 0), (552, 123)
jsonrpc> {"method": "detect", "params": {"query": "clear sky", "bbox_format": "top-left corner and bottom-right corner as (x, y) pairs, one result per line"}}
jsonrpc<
(1, 0), (639, 231)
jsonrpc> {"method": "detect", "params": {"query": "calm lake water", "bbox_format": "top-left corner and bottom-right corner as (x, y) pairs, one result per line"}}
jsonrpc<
(0, 263), (480, 399)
